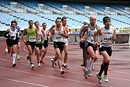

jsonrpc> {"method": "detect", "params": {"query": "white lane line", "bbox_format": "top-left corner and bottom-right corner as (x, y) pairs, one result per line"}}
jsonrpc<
(0, 66), (114, 87)
(0, 76), (49, 87)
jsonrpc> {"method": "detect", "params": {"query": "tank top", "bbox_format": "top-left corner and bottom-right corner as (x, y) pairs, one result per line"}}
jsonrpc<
(26, 27), (36, 42)
(36, 29), (43, 44)
(53, 26), (64, 42)
(44, 29), (49, 41)
(100, 27), (114, 47)
(86, 24), (97, 43)
(9, 28), (17, 40)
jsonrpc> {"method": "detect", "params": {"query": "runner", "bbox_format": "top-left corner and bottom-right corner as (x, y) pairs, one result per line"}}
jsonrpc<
(4, 21), (18, 67)
(21, 20), (38, 69)
(80, 16), (100, 78)
(95, 16), (116, 84)
(40, 23), (50, 63)
(50, 17), (69, 74)
(34, 21), (45, 67)
(14, 19), (21, 60)
(80, 20), (88, 66)
(61, 17), (69, 70)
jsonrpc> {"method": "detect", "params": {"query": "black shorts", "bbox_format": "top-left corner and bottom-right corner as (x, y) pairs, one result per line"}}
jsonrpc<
(43, 40), (48, 48)
(17, 37), (20, 42)
(26, 41), (36, 49)
(86, 42), (97, 51)
(99, 46), (112, 56)
(35, 44), (42, 49)
(54, 42), (65, 51)
(6, 39), (18, 47)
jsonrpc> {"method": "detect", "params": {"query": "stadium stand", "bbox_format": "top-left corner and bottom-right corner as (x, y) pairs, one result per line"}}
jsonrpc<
(0, 0), (130, 31)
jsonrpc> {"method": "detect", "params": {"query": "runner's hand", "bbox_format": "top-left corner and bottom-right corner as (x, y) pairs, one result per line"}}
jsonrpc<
(94, 42), (98, 46)
(35, 40), (37, 43)
(80, 38), (85, 43)
(42, 41), (44, 44)
(112, 35), (116, 41)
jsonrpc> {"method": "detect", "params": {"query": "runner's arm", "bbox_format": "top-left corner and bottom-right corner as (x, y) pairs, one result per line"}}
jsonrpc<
(80, 31), (87, 42)
(112, 29), (116, 41)
(35, 28), (39, 42)
(50, 25), (55, 34)
(4, 29), (10, 38)
(62, 28), (69, 38)
(80, 25), (88, 39)
(94, 25), (101, 42)
(21, 28), (27, 43)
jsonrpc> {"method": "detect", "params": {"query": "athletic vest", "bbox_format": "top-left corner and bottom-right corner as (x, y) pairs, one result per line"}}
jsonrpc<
(36, 29), (43, 44)
(9, 28), (17, 40)
(100, 27), (114, 47)
(26, 27), (36, 42)
(53, 26), (64, 42)
(86, 24), (97, 43)
(16, 26), (20, 37)
(44, 29), (49, 40)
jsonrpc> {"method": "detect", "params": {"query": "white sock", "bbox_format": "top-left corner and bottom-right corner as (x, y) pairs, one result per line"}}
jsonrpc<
(86, 59), (90, 71)
(61, 61), (64, 65)
(90, 58), (94, 71)
(60, 68), (63, 71)
(64, 63), (66, 65)
(13, 54), (16, 64)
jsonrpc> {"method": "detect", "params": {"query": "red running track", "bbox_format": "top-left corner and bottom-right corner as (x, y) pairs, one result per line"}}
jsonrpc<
(0, 39), (130, 87)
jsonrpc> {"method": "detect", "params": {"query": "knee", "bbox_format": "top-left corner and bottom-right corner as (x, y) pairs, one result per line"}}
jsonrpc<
(65, 52), (68, 55)
(106, 57), (110, 63)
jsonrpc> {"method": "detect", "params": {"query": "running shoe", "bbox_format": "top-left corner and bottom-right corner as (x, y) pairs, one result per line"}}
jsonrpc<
(104, 75), (108, 82)
(61, 70), (64, 75)
(26, 55), (30, 63)
(31, 63), (35, 69)
(17, 55), (20, 60)
(12, 64), (16, 67)
(40, 60), (44, 64)
(51, 59), (57, 69)
(88, 70), (92, 77)
(83, 69), (88, 79)
(63, 64), (69, 70)
(37, 62), (41, 67)
(96, 73), (102, 84)
(4, 48), (8, 55)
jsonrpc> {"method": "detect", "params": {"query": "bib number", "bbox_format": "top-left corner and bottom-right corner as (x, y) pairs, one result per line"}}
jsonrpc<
(29, 36), (35, 42)
(10, 34), (16, 40)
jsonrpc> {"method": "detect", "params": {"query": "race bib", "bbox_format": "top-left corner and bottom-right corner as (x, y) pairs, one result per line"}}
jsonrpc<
(102, 34), (112, 43)
(10, 34), (16, 40)
(29, 36), (35, 42)
(56, 36), (62, 41)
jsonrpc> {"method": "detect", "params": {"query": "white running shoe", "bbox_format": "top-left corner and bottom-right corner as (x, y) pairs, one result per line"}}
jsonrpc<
(83, 69), (88, 79)
(17, 56), (20, 60)
(51, 59), (57, 69)
(104, 75), (108, 82)
(31, 64), (35, 69)
(26, 55), (30, 63)
(96, 73), (102, 84)
(37, 62), (41, 67)
(4, 49), (8, 54)
(88, 70), (92, 77)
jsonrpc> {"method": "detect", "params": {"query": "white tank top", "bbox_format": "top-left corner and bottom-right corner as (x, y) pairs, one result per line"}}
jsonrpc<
(44, 29), (49, 40)
(100, 27), (114, 47)
(53, 26), (64, 42)
(87, 27), (97, 43)
(37, 29), (43, 42)
(9, 28), (17, 40)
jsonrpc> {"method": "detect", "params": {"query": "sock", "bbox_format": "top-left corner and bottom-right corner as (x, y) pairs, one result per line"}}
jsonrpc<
(99, 64), (104, 76)
(90, 59), (94, 71)
(13, 54), (16, 64)
(104, 62), (109, 75)
(60, 68), (63, 71)
(86, 59), (90, 71)
(61, 61), (64, 65)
